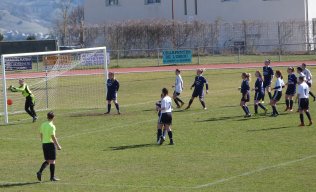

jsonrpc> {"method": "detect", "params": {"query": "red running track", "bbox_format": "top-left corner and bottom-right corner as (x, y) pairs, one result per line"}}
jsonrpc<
(5, 61), (316, 79)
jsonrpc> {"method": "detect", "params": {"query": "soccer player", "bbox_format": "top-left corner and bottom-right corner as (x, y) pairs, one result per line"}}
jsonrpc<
(172, 69), (185, 108)
(284, 67), (297, 112)
(105, 72), (120, 114)
(239, 73), (251, 117)
(253, 71), (267, 115)
(185, 69), (208, 110)
(36, 111), (62, 182)
(301, 63), (316, 101)
(297, 76), (313, 126)
(157, 88), (174, 145)
(262, 59), (274, 102)
(9, 79), (37, 122)
(270, 70), (285, 117)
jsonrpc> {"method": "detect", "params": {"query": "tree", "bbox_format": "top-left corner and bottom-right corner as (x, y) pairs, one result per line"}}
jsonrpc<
(26, 35), (36, 40)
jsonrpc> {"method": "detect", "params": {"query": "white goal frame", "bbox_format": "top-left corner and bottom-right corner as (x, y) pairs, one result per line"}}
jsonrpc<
(1, 47), (108, 124)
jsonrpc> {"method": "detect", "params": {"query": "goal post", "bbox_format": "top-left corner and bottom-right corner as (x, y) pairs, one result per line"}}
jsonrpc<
(1, 47), (108, 124)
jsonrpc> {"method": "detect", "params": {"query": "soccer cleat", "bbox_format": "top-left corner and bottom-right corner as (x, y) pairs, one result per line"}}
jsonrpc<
(158, 136), (165, 145)
(36, 172), (42, 181)
(270, 113), (278, 117)
(264, 109), (268, 115)
(104, 112), (110, 115)
(298, 123), (305, 127)
(203, 107), (207, 110)
(261, 101), (265, 104)
(180, 102), (185, 108)
(50, 177), (60, 182)
(176, 105), (181, 108)
(244, 114), (252, 118)
(289, 109), (293, 112)
(117, 111), (121, 115)
(33, 116), (38, 123)
(169, 141), (174, 145)
(309, 121), (313, 126)
(184, 106), (190, 110)
(284, 108), (289, 112)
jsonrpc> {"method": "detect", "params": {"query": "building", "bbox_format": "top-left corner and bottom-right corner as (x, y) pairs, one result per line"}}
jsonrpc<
(85, 0), (316, 24)
(84, 0), (316, 52)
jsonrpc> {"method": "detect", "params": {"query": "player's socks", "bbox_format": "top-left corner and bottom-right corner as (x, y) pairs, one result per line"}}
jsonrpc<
(254, 105), (258, 114)
(168, 131), (174, 145)
(174, 99), (180, 108)
(107, 104), (111, 113)
(285, 99), (289, 109)
(177, 98), (184, 105)
(242, 106), (248, 115)
(115, 103), (120, 113)
(272, 106), (276, 114)
(289, 100), (294, 109)
(268, 92), (272, 100)
(200, 101), (206, 108)
(186, 99), (193, 109)
(39, 161), (49, 173)
(157, 129), (162, 138)
(310, 92), (316, 101)
(306, 111), (312, 122)
(258, 103), (266, 110)
(300, 114), (304, 124)
(50, 164), (55, 180)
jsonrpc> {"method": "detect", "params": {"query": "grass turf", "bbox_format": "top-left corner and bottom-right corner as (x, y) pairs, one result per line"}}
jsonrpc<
(1, 67), (316, 191)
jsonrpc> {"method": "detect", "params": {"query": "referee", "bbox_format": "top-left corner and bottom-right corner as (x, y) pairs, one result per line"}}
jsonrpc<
(9, 79), (38, 122)
(36, 111), (62, 182)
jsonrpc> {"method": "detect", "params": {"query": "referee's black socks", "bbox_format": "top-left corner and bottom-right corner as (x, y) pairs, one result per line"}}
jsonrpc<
(39, 161), (49, 173)
(115, 103), (120, 112)
(50, 164), (55, 179)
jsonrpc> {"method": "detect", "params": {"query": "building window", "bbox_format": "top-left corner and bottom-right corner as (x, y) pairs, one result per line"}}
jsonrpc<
(145, 0), (161, 4)
(195, 0), (197, 15)
(106, 0), (118, 6)
(184, 0), (187, 15)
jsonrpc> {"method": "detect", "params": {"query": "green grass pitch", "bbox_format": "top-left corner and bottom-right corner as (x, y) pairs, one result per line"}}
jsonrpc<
(1, 67), (316, 192)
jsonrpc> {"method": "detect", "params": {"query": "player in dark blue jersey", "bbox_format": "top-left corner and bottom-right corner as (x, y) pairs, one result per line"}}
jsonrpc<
(284, 67), (297, 112)
(105, 72), (120, 114)
(262, 59), (274, 102)
(239, 73), (251, 117)
(253, 71), (267, 115)
(185, 69), (208, 110)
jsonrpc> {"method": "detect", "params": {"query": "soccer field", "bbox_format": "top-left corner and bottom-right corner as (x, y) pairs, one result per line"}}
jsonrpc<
(1, 67), (316, 192)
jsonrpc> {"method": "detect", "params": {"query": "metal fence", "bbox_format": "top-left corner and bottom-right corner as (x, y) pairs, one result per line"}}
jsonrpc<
(107, 43), (316, 68)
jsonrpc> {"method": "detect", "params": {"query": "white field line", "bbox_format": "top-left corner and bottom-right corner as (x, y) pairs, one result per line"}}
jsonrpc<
(1, 154), (315, 189)
(193, 154), (316, 189)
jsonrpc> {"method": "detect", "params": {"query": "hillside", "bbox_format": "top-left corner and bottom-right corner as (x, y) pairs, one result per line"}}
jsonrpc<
(0, 0), (83, 40)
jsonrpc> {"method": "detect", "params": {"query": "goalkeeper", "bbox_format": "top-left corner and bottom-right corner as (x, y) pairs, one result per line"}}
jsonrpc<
(9, 79), (38, 122)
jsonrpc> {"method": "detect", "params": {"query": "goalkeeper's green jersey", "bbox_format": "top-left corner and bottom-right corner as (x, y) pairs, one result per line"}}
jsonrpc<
(10, 83), (34, 98)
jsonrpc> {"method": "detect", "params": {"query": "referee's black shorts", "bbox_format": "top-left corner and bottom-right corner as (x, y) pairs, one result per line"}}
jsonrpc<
(158, 112), (172, 125)
(42, 143), (56, 160)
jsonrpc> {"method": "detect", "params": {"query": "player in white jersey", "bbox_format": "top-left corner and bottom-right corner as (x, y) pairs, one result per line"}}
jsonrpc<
(297, 76), (313, 126)
(172, 69), (185, 108)
(301, 63), (316, 101)
(270, 70), (285, 117)
(157, 88), (174, 145)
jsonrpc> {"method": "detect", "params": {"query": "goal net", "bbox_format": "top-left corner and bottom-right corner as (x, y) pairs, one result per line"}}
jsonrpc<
(1, 47), (108, 124)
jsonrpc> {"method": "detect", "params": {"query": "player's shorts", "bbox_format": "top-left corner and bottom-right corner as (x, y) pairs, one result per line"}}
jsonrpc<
(285, 86), (296, 96)
(158, 112), (172, 125)
(241, 93), (250, 102)
(173, 91), (181, 96)
(192, 89), (204, 99)
(263, 80), (271, 88)
(107, 92), (117, 100)
(299, 98), (309, 110)
(307, 82), (312, 87)
(272, 91), (282, 101)
(42, 143), (56, 160)
(26, 96), (35, 106)
(254, 92), (264, 101)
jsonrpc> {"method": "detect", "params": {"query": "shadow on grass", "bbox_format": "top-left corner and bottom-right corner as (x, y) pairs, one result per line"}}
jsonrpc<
(109, 143), (156, 151)
(247, 126), (293, 132)
(68, 112), (106, 117)
(0, 181), (40, 188)
(197, 115), (242, 122)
